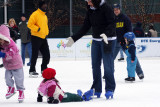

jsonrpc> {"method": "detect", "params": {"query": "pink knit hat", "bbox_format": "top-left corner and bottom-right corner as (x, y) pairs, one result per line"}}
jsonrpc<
(0, 25), (10, 43)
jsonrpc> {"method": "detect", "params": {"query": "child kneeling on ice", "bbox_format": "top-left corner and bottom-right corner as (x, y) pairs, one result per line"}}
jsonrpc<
(37, 68), (94, 104)
(0, 25), (24, 103)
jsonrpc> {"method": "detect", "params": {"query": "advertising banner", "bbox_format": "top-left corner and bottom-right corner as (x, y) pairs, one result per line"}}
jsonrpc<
(48, 39), (75, 58)
(75, 38), (92, 58)
(136, 38), (160, 57)
(17, 37), (160, 59)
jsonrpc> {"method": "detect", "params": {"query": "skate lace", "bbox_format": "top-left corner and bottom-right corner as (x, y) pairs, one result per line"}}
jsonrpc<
(19, 91), (24, 98)
(138, 74), (144, 77)
(7, 87), (12, 94)
(7, 88), (10, 93)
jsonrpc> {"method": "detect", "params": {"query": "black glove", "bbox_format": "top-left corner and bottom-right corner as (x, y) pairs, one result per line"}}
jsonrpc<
(47, 97), (59, 104)
(120, 39), (126, 47)
(103, 40), (112, 53)
(0, 47), (4, 51)
(37, 93), (43, 102)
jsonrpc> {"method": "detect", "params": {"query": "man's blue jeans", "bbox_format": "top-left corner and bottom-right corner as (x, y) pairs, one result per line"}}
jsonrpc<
(91, 40), (116, 93)
(21, 42), (32, 65)
(119, 48), (124, 58)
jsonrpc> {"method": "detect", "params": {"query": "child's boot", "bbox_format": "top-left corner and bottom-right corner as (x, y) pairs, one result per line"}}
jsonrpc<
(125, 77), (135, 82)
(5, 87), (16, 99)
(18, 90), (24, 103)
(77, 89), (83, 97)
(82, 89), (94, 101)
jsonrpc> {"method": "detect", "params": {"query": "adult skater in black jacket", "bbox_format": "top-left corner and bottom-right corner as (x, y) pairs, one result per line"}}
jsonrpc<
(66, 0), (116, 99)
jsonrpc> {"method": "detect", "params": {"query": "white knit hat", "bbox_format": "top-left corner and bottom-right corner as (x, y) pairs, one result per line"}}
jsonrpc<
(0, 25), (10, 44)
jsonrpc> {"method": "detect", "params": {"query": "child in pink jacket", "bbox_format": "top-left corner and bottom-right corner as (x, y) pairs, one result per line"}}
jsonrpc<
(37, 68), (95, 104)
(0, 25), (24, 103)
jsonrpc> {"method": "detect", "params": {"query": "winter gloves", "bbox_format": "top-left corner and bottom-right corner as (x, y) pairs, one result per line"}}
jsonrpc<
(120, 39), (126, 47)
(65, 34), (113, 53)
(37, 93), (59, 104)
(0, 51), (6, 58)
(47, 97), (59, 104)
(100, 33), (108, 44)
(66, 37), (74, 47)
(100, 33), (112, 53)
(37, 93), (43, 102)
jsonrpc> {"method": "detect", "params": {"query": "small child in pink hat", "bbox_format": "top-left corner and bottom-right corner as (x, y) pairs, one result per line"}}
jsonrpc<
(0, 25), (24, 103)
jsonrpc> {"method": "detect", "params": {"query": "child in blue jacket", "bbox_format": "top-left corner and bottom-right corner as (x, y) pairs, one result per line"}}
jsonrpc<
(123, 32), (137, 82)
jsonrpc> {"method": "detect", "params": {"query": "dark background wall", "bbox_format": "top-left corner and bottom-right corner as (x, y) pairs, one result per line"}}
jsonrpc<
(0, 0), (160, 37)
(0, 3), (3, 24)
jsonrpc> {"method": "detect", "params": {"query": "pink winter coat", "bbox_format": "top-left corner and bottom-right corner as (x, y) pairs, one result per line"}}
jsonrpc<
(38, 79), (65, 102)
(0, 25), (23, 70)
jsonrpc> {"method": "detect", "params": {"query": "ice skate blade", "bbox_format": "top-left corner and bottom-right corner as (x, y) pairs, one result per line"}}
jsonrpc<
(29, 75), (38, 78)
(6, 92), (16, 99)
(106, 96), (113, 100)
(118, 60), (125, 62)
(140, 79), (144, 82)
(125, 81), (135, 83)
(18, 100), (23, 103)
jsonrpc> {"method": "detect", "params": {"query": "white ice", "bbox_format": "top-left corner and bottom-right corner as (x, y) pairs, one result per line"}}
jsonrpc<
(0, 57), (160, 107)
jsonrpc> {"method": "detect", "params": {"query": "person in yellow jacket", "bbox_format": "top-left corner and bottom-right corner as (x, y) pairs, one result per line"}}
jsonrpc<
(27, 1), (50, 77)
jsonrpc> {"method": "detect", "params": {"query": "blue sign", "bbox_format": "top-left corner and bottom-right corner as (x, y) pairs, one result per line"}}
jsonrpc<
(137, 45), (146, 53)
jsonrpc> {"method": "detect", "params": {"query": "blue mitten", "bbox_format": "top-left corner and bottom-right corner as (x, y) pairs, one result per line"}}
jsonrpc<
(0, 51), (6, 58)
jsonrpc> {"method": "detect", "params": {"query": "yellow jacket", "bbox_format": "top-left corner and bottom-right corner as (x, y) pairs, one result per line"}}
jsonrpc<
(28, 8), (49, 39)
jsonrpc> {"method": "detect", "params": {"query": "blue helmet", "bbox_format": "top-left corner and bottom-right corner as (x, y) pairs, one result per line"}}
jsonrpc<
(124, 32), (135, 41)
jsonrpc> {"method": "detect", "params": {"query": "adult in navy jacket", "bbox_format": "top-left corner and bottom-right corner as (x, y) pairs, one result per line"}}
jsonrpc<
(113, 4), (144, 79)
(66, 0), (116, 99)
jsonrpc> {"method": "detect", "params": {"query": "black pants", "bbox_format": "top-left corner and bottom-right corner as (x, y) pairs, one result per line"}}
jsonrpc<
(29, 36), (50, 73)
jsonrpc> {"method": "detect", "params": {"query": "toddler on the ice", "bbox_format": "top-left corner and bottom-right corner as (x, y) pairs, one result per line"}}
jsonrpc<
(37, 68), (94, 104)
(123, 32), (137, 82)
(0, 25), (24, 103)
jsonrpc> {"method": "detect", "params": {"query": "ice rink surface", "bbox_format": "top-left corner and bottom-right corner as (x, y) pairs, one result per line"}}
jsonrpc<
(0, 57), (160, 107)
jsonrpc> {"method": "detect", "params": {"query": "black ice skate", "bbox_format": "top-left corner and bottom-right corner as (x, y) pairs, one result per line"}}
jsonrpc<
(29, 72), (39, 78)
(138, 74), (144, 80)
(125, 77), (135, 82)
(118, 58), (124, 61)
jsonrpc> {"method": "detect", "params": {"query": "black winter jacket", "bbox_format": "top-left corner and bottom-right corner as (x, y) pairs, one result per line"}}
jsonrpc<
(133, 27), (144, 37)
(115, 13), (132, 43)
(72, 3), (116, 42)
(122, 41), (136, 61)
